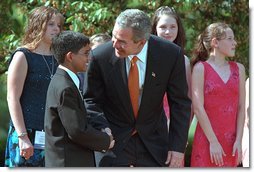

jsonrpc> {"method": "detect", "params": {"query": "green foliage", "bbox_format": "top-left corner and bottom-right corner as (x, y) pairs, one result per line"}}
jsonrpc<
(0, 74), (9, 166)
(0, 1), (25, 74)
(181, 0), (249, 75)
(0, 0), (249, 167)
(0, 75), (9, 132)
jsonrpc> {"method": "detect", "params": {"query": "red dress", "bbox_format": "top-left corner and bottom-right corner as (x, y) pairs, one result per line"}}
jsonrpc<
(163, 94), (170, 119)
(191, 61), (239, 167)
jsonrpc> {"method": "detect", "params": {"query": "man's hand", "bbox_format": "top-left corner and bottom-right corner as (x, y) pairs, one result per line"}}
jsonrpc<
(108, 135), (115, 149)
(165, 151), (184, 167)
(102, 128), (115, 149)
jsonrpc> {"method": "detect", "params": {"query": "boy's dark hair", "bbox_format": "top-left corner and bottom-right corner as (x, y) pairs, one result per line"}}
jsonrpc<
(51, 31), (90, 64)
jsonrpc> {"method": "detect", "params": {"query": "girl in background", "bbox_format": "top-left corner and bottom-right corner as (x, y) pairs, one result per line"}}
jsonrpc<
(151, 6), (191, 120)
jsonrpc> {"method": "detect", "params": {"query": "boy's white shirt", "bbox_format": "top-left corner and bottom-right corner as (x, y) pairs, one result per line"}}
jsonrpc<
(58, 65), (80, 92)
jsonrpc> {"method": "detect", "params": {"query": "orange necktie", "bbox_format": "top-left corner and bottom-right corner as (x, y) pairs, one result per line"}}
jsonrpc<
(128, 56), (139, 118)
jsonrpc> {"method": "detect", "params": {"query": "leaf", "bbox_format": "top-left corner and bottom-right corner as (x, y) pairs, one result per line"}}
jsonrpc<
(66, 16), (75, 23)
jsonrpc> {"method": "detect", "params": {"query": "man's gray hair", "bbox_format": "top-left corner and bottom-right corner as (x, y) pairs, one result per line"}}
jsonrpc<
(115, 9), (151, 41)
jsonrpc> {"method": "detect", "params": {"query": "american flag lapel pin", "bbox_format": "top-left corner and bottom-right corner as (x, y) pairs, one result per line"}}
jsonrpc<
(152, 72), (156, 77)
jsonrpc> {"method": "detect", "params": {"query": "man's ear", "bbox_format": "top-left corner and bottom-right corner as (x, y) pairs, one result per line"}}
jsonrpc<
(138, 39), (146, 48)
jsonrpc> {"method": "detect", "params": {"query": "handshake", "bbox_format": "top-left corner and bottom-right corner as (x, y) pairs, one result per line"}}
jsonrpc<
(101, 128), (115, 150)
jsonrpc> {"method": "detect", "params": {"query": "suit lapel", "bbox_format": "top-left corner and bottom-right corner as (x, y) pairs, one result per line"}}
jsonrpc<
(109, 55), (128, 86)
(56, 68), (84, 101)
(139, 37), (160, 116)
(109, 54), (135, 120)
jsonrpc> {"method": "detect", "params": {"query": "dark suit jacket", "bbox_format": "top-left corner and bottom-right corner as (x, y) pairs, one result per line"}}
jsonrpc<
(84, 35), (191, 166)
(44, 68), (110, 167)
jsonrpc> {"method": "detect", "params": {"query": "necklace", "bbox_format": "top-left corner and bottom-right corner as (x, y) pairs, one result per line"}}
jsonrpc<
(42, 55), (54, 79)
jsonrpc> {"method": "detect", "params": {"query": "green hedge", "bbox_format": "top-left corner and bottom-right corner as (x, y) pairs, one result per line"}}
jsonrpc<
(0, 74), (9, 167)
(0, 129), (8, 166)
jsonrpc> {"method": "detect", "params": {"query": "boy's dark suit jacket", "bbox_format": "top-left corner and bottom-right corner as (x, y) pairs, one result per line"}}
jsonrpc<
(84, 35), (191, 166)
(44, 68), (110, 167)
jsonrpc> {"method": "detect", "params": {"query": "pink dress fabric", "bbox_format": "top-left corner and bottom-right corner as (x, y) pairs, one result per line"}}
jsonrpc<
(191, 61), (239, 167)
(163, 94), (170, 119)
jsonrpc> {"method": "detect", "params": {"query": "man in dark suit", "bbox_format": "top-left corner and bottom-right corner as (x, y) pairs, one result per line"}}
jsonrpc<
(44, 31), (114, 167)
(84, 9), (191, 167)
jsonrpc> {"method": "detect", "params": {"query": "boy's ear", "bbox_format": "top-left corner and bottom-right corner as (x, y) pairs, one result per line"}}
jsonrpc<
(65, 51), (73, 62)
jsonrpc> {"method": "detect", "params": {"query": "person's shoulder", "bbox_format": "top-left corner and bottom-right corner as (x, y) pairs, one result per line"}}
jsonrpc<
(10, 47), (28, 64)
(148, 35), (180, 50)
(230, 61), (245, 73)
(192, 61), (204, 73)
(50, 70), (74, 91)
(236, 62), (246, 77)
(235, 62), (245, 70)
(93, 41), (113, 53)
(91, 41), (113, 58)
(184, 55), (190, 63)
(150, 34), (165, 42)
(12, 50), (26, 58)
(150, 34), (179, 48)
(12, 47), (35, 59)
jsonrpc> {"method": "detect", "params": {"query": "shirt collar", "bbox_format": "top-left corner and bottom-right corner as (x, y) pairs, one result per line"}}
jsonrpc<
(59, 65), (80, 89)
(128, 41), (148, 63)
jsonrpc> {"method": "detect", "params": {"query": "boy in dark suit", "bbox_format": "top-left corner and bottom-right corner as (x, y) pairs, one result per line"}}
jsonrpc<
(44, 31), (114, 167)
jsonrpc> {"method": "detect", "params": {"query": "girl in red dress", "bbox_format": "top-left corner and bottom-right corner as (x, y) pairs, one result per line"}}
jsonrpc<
(191, 22), (245, 167)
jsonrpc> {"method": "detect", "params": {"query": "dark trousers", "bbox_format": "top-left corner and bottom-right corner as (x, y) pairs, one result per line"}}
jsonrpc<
(108, 134), (161, 167)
